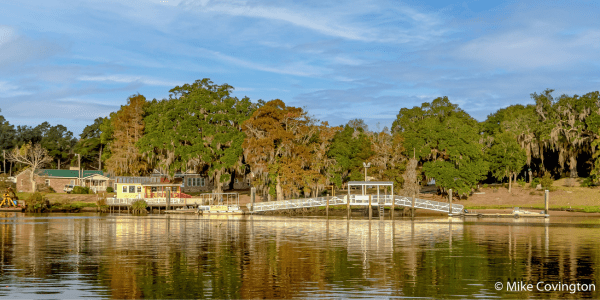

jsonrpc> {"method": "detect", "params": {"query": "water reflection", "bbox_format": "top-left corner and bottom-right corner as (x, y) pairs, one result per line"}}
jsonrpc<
(0, 213), (598, 299)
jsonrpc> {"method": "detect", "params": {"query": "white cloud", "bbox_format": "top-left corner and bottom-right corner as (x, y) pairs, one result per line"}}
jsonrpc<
(183, 1), (375, 41)
(78, 75), (183, 87)
(0, 26), (15, 47)
(454, 21), (600, 70)
(0, 81), (33, 97)
(200, 48), (327, 77)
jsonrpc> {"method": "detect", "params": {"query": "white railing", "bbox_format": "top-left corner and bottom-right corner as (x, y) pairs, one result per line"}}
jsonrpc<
(107, 198), (188, 206)
(248, 195), (464, 215)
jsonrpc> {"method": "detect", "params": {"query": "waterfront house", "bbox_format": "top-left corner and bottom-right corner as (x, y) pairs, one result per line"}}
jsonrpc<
(149, 171), (250, 193)
(114, 176), (185, 200)
(15, 168), (109, 193)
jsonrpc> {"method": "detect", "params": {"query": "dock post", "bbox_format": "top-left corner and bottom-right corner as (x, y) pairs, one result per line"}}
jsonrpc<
(347, 188), (351, 220)
(378, 187), (383, 221)
(391, 193), (395, 220)
(544, 190), (549, 215)
(166, 188), (171, 211)
(251, 187), (256, 212)
(326, 193), (329, 218)
(449, 189), (453, 216)
(368, 195), (372, 220)
(411, 193), (415, 218)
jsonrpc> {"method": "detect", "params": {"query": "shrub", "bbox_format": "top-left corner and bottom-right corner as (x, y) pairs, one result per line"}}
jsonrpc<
(106, 186), (114, 193)
(530, 177), (540, 188)
(541, 173), (553, 189)
(72, 186), (91, 194)
(25, 192), (48, 212)
(482, 184), (488, 189)
(37, 184), (56, 193)
(581, 177), (594, 188)
(96, 196), (109, 213)
(517, 178), (526, 188)
(131, 199), (148, 214)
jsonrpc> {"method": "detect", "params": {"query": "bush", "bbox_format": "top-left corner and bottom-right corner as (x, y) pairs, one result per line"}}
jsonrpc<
(25, 192), (48, 212)
(72, 186), (91, 194)
(106, 186), (114, 193)
(131, 199), (148, 214)
(530, 177), (540, 188)
(96, 195), (109, 213)
(581, 177), (594, 187)
(37, 184), (56, 193)
(541, 173), (553, 189)
(482, 184), (488, 189)
(517, 178), (526, 188)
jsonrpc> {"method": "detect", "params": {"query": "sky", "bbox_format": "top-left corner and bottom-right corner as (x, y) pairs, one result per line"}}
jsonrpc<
(1, 0), (599, 136)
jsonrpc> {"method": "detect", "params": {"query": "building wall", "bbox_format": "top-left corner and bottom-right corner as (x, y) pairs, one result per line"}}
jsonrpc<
(115, 183), (143, 199)
(47, 178), (74, 193)
(232, 178), (251, 190)
(181, 176), (213, 193)
(180, 175), (251, 193)
(15, 170), (76, 193)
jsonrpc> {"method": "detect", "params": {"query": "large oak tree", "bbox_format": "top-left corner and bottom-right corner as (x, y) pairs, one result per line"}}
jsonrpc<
(138, 79), (255, 193)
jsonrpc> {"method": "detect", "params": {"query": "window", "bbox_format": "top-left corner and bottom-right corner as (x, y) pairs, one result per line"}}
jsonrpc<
(122, 186), (127, 193)
(45, 179), (50, 186)
(151, 187), (157, 192)
(186, 177), (206, 187)
(137, 186), (141, 193)
(129, 186), (135, 193)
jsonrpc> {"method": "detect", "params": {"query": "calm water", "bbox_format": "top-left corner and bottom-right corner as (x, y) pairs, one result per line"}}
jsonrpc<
(0, 213), (599, 299)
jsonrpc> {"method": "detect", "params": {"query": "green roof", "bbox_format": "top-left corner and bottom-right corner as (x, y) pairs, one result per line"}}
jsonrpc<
(38, 169), (107, 178)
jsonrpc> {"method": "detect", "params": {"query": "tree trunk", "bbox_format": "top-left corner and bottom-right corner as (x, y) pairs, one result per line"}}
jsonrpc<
(569, 154), (577, 178)
(30, 169), (36, 192)
(213, 169), (223, 194)
(58, 158), (60, 170)
(99, 144), (102, 170)
(276, 174), (283, 201)
(508, 172), (512, 193)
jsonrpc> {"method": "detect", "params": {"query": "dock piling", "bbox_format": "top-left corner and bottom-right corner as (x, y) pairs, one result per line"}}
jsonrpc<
(544, 190), (549, 215)
(368, 195), (372, 220)
(326, 194), (329, 218)
(411, 193), (415, 218)
(251, 187), (255, 212)
(449, 189), (453, 216)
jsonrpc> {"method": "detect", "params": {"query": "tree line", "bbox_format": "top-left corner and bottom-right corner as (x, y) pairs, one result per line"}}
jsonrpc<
(2, 79), (599, 198)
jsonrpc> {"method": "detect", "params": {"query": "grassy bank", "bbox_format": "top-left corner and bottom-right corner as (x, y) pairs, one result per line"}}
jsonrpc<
(464, 205), (600, 213)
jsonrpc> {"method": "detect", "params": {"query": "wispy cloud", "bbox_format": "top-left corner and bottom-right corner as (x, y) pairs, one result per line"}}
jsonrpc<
(0, 81), (33, 97)
(78, 75), (183, 87)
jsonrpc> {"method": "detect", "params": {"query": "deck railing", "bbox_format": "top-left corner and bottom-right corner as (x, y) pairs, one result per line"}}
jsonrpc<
(248, 195), (464, 215)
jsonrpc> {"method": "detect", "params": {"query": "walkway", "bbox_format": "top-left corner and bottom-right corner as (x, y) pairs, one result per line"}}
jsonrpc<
(248, 195), (464, 215)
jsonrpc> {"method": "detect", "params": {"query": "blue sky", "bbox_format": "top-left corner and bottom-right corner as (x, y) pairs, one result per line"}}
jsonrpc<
(1, 0), (599, 136)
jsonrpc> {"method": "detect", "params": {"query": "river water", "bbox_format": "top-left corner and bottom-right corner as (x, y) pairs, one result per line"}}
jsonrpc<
(0, 213), (598, 299)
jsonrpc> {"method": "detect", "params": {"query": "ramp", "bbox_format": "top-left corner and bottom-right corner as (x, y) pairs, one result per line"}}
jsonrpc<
(248, 195), (463, 215)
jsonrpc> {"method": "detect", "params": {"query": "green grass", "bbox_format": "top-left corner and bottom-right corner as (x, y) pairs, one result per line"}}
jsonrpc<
(465, 204), (600, 213)
(49, 202), (97, 210)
